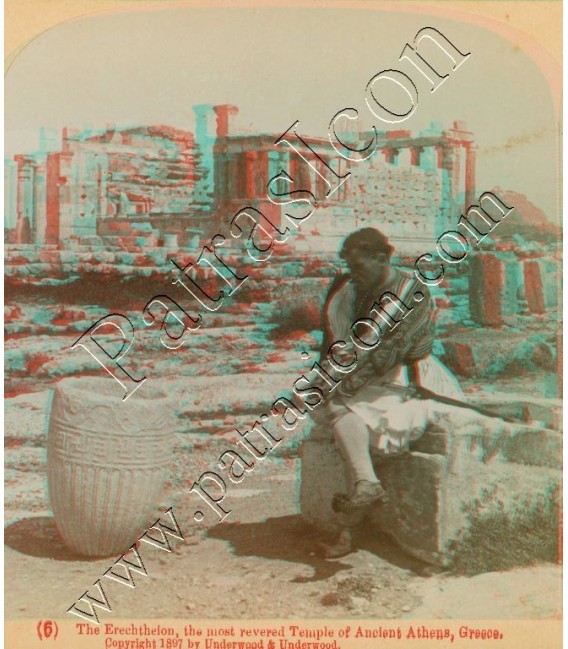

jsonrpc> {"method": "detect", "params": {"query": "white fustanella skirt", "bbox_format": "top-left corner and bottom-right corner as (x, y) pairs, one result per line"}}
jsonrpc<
(340, 355), (464, 456)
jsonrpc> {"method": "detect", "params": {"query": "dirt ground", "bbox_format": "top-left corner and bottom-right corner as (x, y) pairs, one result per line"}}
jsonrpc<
(4, 387), (561, 623)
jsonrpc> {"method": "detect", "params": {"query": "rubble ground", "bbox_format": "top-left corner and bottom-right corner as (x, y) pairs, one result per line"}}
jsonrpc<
(4, 252), (561, 620)
(4, 369), (561, 622)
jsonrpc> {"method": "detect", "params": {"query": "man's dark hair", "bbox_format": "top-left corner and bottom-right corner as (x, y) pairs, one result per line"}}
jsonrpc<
(339, 227), (394, 259)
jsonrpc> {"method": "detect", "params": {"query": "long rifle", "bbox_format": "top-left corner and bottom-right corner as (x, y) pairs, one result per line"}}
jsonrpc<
(384, 381), (527, 425)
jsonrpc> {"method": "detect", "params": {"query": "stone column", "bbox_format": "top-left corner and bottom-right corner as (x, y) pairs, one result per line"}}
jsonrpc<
(267, 149), (286, 182)
(289, 153), (301, 193)
(58, 151), (75, 241)
(244, 151), (256, 199)
(410, 146), (422, 166)
(383, 148), (396, 164)
(4, 158), (18, 235)
(35, 159), (47, 245)
(223, 150), (234, 202)
(15, 155), (36, 244)
(45, 153), (60, 244)
(296, 155), (312, 195)
(434, 143), (454, 237)
(315, 155), (328, 200)
(236, 151), (248, 199)
(193, 104), (216, 205)
(257, 150), (269, 196)
(335, 156), (347, 201)
(448, 144), (462, 214)
(464, 142), (477, 210)
(435, 144), (446, 170)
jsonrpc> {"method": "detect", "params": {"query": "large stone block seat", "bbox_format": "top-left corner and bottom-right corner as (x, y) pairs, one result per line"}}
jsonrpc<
(299, 399), (561, 568)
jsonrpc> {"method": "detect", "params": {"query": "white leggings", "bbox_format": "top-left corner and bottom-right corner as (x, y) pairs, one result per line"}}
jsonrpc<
(332, 412), (380, 492)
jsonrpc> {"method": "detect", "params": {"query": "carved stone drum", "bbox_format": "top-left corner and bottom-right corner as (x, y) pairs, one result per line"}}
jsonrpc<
(47, 377), (176, 557)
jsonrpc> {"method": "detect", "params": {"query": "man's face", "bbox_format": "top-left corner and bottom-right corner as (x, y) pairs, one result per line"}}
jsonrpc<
(344, 249), (390, 289)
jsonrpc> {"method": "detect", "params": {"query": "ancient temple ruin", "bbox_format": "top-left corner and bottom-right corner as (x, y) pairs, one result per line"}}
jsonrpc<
(5, 104), (477, 256)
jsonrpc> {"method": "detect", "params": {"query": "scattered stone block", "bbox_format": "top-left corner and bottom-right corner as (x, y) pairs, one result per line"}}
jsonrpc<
(536, 258), (559, 309)
(523, 260), (545, 314)
(440, 341), (475, 377)
(469, 254), (503, 326)
(501, 258), (524, 317)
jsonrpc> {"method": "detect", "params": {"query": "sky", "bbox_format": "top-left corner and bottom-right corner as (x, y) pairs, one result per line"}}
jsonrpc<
(5, 5), (560, 223)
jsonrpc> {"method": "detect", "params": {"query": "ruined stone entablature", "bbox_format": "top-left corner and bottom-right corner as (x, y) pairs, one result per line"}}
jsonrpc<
(6, 104), (476, 254)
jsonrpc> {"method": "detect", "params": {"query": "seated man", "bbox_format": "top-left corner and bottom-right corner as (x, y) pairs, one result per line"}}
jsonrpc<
(314, 227), (463, 556)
